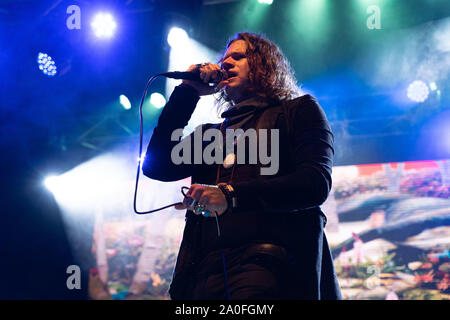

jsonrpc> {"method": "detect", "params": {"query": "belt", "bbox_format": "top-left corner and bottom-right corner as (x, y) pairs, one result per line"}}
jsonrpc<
(241, 243), (287, 264)
(195, 243), (288, 278)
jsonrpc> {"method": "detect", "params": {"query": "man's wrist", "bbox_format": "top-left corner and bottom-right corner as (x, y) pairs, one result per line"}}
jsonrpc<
(217, 183), (237, 213)
(178, 82), (200, 96)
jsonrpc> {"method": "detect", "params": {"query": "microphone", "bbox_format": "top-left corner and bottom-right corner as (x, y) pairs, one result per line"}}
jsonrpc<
(160, 65), (228, 84)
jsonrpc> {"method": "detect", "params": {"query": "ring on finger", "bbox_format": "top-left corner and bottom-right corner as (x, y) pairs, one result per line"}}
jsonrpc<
(194, 204), (206, 213)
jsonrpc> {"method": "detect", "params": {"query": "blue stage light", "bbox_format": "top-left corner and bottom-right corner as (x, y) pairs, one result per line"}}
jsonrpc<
(37, 52), (57, 77)
(429, 82), (437, 91)
(91, 13), (117, 38)
(150, 92), (166, 109)
(119, 94), (131, 110)
(407, 80), (429, 103)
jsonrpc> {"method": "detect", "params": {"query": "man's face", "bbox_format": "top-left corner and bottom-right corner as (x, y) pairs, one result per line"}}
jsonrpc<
(220, 39), (251, 103)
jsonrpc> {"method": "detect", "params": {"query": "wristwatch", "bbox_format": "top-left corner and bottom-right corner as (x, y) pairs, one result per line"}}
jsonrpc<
(217, 183), (237, 213)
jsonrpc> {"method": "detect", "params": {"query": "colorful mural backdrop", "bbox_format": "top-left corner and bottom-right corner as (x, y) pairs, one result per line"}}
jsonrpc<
(88, 159), (450, 300)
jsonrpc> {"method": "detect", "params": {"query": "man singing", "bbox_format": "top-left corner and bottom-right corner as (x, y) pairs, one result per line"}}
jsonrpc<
(142, 32), (342, 300)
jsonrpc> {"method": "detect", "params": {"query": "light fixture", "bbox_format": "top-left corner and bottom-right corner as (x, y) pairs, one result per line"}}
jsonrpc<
(150, 92), (166, 109)
(407, 80), (430, 103)
(167, 27), (189, 48)
(37, 52), (57, 77)
(119, 94), (131, 110)
(91, 13), (117, 38)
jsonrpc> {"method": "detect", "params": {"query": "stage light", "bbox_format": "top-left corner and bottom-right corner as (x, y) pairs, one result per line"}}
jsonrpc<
(150, 92), (166, 109)
(167, 35), (222, 133)
(429, 82), (437, 91)
(43, 154), (131, 210)
(37, 52), (57, 77)
(91, 13), (117, 38)
(285, 0), (328, 43)
(258, 0), (273, 5)
(167, 27), (188, 48)
(44, 175), (60, 194)
(407, 80), (429, 103)
(119, 94), (131, 110)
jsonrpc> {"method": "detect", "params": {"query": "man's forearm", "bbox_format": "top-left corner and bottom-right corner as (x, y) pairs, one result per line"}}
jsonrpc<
(142, 84), (200, 181)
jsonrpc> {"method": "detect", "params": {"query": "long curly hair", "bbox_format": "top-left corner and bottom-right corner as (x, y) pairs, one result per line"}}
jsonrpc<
(216, 32), (301, 107)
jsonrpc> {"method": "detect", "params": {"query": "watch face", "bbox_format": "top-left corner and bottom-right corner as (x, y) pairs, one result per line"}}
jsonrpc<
(223, 153), (236, 169)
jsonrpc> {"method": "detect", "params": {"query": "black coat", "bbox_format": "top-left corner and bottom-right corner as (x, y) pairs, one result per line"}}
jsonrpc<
(143, 84), (342, 300)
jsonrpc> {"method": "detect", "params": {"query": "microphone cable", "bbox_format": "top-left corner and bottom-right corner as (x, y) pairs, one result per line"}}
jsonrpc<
(133, 67), (225, 214)
(133, 73), (231, 300)
(133, 73), (185, 214)
(214, 212), (231, 300)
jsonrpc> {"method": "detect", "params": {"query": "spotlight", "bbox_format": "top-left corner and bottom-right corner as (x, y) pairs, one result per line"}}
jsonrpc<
(429, 82), (437, 91)
(407, 80), (429, 103)
(150, 92), (166, 109)
(37, 52), (57, 77)
(43, 154), (141, 211)
(167, 27), (189, 48)
(119, 94), (131, 110)
(44, 175), (60, 194)
(258, 0), (273, 4)
(91, 13), (117, 38)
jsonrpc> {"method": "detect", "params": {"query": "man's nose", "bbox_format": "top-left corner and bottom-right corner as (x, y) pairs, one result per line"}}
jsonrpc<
(222, 59), (233, 71)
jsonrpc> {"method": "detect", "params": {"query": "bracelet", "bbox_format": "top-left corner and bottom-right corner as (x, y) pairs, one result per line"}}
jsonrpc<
(217, 183), (237, 213)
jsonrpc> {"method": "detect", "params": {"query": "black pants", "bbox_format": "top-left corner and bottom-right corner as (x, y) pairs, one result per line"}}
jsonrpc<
(185, 243), (298, 300)
(176, 213), (342, 300)
(192, 263), (286, 300)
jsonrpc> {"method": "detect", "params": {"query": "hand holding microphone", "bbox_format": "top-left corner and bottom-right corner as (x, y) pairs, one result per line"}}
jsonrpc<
(162, 63), (228, 96)
(184, 63), (228, 96)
